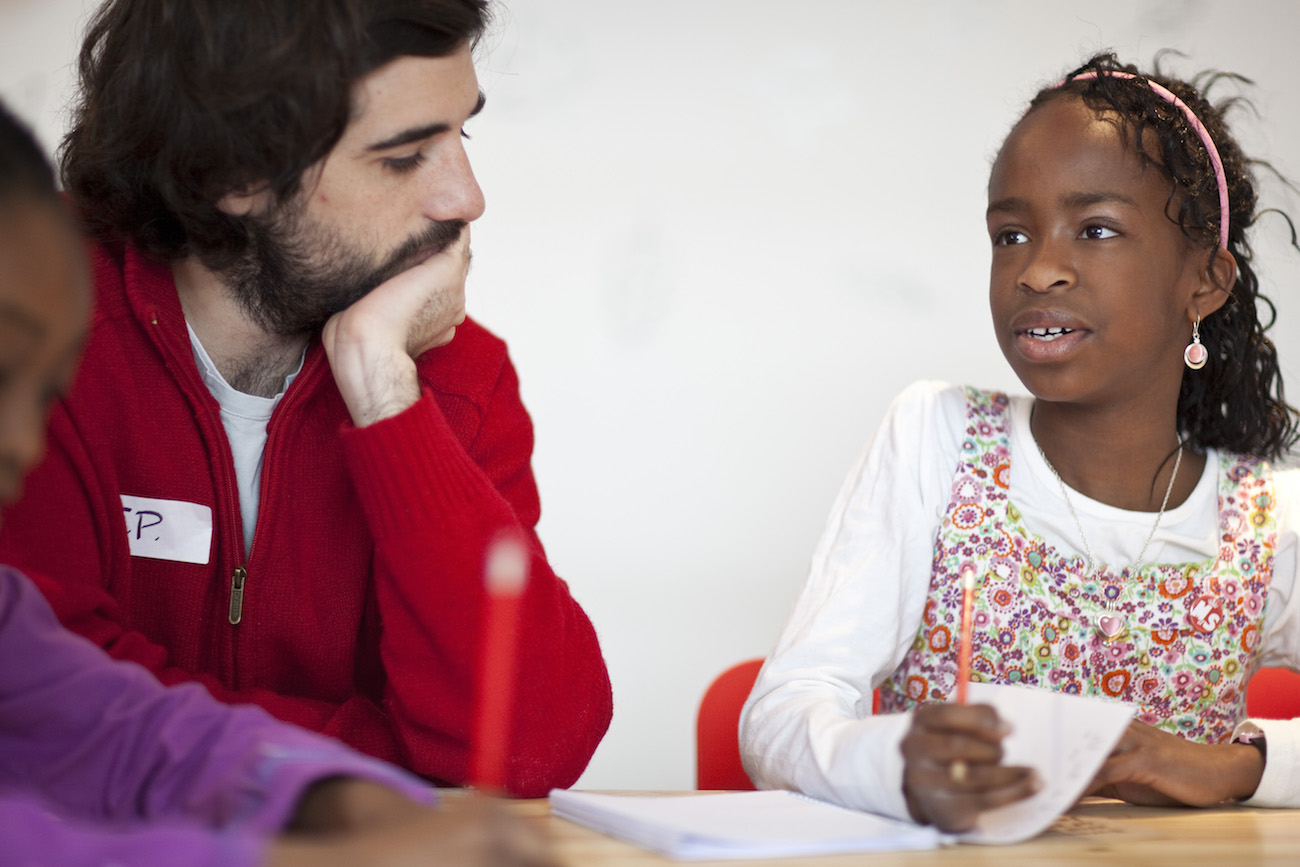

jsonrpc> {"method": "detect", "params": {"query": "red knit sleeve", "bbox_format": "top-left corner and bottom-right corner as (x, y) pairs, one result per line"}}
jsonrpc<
(340, 350), (612, 797)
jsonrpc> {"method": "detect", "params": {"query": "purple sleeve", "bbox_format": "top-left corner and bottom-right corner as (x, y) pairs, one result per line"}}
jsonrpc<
(0, 795), (267, 867)
(0, 566), (433, 864)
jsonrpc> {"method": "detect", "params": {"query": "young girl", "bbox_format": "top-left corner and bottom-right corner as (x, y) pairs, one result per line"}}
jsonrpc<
(0, 104), (551, 866)
(740, 53), (1300, 833)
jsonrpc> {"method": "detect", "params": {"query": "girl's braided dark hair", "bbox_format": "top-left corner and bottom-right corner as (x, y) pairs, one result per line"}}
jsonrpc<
(1027, 52), (1298, 461)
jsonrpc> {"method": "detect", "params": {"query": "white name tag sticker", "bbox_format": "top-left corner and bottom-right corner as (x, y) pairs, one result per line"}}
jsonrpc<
(121, 495), (213, 565)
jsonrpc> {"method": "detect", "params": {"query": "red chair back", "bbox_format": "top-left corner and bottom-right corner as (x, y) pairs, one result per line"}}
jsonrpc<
(696, 659), (764, 790)
(1246, 667), (1300, 720)
(696, 658), (884, 790)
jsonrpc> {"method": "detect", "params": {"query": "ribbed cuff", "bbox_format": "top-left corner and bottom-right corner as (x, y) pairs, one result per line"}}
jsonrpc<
(237, 738), (436, 835)
(340, 391), (492, 541)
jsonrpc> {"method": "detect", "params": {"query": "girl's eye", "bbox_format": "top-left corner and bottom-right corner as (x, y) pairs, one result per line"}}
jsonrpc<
(993, 229), (1029, 247)
(1082, 225), (1119, 240)
(382, 152), (426, 174)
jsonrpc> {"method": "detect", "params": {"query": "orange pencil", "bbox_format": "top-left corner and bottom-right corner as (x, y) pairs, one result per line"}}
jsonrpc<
(469, 535), (530, 793)
(956, 564), (975, 705)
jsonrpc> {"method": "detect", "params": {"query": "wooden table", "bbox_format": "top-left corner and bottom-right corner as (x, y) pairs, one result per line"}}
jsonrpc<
(484, 792), (1300, 865)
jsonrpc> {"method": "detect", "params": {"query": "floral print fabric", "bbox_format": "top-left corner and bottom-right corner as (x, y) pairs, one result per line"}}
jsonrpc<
(878, 388), (1276, 745)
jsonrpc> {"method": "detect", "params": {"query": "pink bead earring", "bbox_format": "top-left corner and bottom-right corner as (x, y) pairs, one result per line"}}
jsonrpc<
(1184, 316), (1208, 370)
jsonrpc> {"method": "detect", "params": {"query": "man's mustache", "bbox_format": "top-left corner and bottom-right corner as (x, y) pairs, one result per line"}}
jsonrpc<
(380, 219), (468, 281)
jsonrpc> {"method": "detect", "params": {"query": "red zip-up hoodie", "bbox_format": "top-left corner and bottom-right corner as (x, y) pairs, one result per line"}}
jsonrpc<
(0, 239), (612, 797)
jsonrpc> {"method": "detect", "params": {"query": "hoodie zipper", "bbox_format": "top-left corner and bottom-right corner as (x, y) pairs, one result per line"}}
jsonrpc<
(226, 346), (327, 630)
(146, 291), (329, 678)
(228, 565), (247, 625)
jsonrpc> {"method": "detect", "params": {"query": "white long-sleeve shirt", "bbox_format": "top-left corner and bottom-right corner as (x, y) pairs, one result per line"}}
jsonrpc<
(741, 380), (1300, 819)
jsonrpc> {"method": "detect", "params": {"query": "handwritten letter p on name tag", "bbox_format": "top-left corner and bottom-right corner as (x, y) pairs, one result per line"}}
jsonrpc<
(121, 495), (213, 565)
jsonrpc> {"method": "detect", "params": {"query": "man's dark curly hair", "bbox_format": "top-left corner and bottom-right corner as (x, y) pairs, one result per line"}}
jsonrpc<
(1026, 52), (1298, 462)
(60, 0), (489, 271)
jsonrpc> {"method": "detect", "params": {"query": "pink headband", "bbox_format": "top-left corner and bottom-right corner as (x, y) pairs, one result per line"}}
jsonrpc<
(1068, 70), (1230, 249)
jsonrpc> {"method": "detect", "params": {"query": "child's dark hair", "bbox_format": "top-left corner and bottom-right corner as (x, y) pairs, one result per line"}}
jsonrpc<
(0, 102), (59, 204)
(1026, 52), (1299, 462)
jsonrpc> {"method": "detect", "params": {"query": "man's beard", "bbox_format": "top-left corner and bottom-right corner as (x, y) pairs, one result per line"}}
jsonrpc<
(221, 206), (466, 338)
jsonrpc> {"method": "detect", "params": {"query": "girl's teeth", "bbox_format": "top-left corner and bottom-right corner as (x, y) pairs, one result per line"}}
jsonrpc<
(1028, 327), (1073, 341)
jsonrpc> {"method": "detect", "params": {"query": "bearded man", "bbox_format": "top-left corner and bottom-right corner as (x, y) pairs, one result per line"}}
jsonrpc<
(0, 0), (612, 798)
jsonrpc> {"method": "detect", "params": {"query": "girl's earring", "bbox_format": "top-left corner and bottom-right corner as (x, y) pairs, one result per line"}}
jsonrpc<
(1184, 316), (1208, 370)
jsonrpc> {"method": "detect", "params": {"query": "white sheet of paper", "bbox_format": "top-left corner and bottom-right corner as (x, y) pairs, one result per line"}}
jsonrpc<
(957, 681), (1135, 845)
(549, 789), (940, 860)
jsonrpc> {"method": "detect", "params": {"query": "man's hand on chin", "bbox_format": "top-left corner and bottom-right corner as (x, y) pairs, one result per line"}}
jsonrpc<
(322, 227), (471, 427)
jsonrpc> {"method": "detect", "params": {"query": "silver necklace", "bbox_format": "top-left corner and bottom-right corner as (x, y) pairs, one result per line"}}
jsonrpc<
(1037, 443), (1183, 643)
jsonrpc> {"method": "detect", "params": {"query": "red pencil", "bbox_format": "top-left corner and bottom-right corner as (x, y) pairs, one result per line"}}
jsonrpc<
(956, 564), (975, 705)
(469, 534), (530, 793)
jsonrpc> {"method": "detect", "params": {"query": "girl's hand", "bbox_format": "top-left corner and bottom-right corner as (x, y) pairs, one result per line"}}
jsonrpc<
(900, 702), (1040, 832)
(1087, 720), (1264, 806)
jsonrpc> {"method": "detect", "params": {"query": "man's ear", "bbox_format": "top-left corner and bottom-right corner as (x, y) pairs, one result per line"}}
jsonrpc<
(216, 185), (272, 218)
(1191, 246), (1236, 320)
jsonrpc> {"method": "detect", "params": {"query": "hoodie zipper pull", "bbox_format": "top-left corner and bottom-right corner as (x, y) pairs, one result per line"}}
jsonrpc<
(229, 565), (246, 625)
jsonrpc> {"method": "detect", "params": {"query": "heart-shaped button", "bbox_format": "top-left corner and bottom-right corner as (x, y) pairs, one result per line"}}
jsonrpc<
(1098, 614), (1128, 641)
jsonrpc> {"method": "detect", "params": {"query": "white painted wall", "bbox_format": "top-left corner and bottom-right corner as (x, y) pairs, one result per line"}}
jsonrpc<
(5, 0), (1300, 790)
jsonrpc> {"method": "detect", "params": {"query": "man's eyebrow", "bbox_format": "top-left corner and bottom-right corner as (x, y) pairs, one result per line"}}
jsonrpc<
(365, 90), (487, 152)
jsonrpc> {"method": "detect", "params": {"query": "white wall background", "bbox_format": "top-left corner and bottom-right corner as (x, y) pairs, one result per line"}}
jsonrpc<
(5, 0), (1300, 790)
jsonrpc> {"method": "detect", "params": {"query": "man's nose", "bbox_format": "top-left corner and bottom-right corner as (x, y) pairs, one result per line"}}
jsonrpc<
(424, 141), (485, 224)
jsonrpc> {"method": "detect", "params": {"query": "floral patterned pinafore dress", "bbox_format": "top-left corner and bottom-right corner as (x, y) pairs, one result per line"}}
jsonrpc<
(878, 388), (1275, 744)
